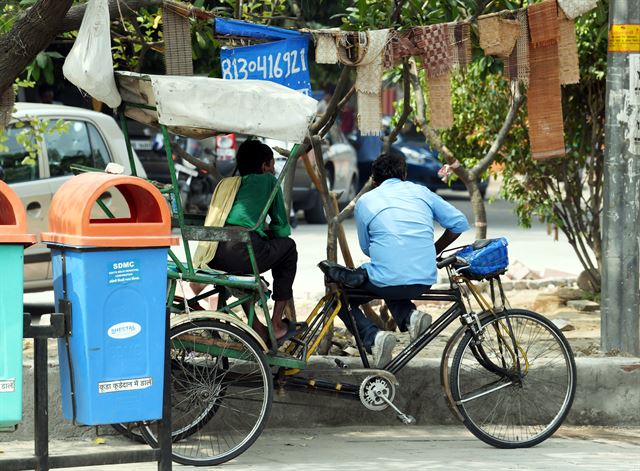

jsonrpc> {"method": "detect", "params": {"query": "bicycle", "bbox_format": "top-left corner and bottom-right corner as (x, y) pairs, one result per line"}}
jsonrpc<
(138, 247), (577, 465)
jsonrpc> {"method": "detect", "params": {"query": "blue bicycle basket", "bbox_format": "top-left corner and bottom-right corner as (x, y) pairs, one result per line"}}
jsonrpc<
(454, 237), (509, 279)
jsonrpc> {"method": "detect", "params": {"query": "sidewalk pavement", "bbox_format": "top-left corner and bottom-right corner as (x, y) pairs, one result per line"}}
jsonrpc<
(2, 426), (639, 471)
(3, 355), (639, 443)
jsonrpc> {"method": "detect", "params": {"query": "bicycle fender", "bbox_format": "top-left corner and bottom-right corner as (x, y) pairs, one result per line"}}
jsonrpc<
(170, 311), (269, 352)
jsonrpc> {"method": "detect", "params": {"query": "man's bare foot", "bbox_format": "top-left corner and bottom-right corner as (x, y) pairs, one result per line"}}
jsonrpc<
(252, 319), (288, 343)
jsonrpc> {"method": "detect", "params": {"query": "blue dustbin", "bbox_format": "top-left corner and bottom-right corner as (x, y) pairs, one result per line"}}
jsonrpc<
(41, 173), (178, 425)
(0, 181), (36, 428)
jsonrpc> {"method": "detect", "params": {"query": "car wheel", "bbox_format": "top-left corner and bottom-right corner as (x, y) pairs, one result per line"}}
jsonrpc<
(304, 191), (326, 224)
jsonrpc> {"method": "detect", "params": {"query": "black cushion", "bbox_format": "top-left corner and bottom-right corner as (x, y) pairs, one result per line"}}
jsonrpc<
(317, 260), (368, 288)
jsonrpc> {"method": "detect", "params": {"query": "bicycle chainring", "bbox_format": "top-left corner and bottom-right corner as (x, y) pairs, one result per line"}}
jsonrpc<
(359, 375), (395, 411)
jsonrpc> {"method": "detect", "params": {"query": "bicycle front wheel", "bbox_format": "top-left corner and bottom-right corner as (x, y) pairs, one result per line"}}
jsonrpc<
(449, 309), (576, 448)
(142, 320), (273, 466)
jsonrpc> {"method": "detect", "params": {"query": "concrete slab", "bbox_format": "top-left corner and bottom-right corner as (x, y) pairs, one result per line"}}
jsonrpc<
(1, 426), (639, 471)
(2, 356), (638, 443)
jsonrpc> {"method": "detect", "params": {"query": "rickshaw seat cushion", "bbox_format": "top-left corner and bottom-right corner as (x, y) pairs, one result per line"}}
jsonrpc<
(318, 260), (368, 288)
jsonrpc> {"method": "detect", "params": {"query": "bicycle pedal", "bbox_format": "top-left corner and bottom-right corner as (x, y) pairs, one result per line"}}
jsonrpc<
(397, 413), (416, 425)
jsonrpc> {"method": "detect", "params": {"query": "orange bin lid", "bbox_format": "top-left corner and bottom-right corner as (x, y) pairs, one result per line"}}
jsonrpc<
(0, 180), (37, 245)
(41, 173), (179, 248)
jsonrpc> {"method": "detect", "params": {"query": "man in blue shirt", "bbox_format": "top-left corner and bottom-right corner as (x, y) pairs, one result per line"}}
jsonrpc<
(342, 153), (470, 367)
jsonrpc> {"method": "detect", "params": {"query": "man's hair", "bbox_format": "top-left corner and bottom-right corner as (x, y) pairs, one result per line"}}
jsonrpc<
(236, 139), (274, 176)
(371, 153), (407, 185)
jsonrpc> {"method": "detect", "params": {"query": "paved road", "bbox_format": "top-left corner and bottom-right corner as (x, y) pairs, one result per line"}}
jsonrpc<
(24, 187), (585, 306)
(3, 426), (639, 470)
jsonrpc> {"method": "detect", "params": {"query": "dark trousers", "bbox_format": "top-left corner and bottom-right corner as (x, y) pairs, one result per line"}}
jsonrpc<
(338, 276), (431, 352)
(209, 231), (297, 301)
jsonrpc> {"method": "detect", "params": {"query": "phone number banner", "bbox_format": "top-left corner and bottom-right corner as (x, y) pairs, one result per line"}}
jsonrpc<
(216, 19), (311, 95)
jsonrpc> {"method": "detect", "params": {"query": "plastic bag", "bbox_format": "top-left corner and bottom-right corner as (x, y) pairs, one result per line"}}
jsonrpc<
(454, 237), (509, 279)
(62, 0), (121, 109)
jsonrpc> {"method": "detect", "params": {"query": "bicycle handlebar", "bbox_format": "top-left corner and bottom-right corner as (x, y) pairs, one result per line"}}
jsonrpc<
(437, 255), (458, 269)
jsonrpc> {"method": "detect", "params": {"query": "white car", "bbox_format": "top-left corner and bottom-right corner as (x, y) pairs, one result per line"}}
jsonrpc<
(1, 103), (146, 292)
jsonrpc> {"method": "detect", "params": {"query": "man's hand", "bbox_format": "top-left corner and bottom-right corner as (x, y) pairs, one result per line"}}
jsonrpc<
(435, 229), (462, 256)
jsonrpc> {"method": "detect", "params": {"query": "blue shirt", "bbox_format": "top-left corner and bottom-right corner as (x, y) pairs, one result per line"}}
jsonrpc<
(355, 179), (470, 287)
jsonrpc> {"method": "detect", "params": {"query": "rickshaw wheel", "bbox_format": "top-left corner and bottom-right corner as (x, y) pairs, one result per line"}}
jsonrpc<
(141, 319), (273, 466)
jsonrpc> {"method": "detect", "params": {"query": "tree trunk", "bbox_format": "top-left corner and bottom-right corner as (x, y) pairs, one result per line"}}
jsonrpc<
(0, 0), (74, 94)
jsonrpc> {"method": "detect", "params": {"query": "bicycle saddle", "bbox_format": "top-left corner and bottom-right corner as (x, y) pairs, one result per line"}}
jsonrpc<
(317, 260), (368, 288)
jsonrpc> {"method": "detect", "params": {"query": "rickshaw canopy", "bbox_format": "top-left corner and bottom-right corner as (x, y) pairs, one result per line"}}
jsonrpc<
(116, 71), (318, 142)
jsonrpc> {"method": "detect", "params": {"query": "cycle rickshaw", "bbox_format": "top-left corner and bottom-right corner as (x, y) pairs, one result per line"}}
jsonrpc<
(106, 71), (576, 466)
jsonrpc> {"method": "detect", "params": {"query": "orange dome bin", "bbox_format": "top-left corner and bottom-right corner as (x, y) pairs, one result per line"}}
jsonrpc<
(0, 180), (36, 245)
(41, 173), (178, 247)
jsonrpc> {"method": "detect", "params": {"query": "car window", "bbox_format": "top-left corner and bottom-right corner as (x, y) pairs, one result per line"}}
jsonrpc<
(0, 126), (40, 183)
(45, 120), (109, 177)
(87, 122), (111, 169)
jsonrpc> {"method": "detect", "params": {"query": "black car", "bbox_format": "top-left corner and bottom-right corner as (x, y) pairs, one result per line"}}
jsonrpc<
(352, 131), (488, 198)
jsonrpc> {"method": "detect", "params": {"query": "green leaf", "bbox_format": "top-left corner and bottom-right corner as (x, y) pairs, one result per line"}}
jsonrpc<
(196, 31), (206, 49)
(43, 65), (54, 84)
(35, 52), (48, 69)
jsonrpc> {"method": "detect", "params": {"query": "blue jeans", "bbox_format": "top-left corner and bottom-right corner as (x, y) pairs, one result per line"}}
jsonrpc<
(339, 280), (431, 352)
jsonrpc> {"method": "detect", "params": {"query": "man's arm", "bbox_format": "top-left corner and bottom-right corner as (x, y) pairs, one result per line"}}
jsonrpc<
(435, 229), (462, 255)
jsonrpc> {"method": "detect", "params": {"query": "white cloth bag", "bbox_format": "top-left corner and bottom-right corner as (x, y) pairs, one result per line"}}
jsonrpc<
(62, 0), (121, 108)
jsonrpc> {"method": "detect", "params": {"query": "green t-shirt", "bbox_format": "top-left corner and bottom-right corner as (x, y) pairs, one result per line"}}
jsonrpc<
(225, 173), (291, 239)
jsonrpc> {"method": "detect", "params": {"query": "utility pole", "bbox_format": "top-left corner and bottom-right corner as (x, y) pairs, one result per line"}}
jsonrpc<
(602, 1), (640, 355)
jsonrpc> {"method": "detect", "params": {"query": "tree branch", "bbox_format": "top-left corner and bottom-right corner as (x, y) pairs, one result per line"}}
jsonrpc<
(383, 60), (411, 154)
(0, 0), (74, 94)
(311, 66), (353, 134)
(171, 143), (224, 184)
(471, 81), (525, 178)
(58, 0), (164, 34)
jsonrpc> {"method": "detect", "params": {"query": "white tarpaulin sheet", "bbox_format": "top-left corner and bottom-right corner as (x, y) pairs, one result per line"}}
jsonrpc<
(150, 75), (318, 142)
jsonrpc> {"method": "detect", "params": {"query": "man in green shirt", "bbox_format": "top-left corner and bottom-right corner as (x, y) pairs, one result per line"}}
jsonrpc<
(210, 140), (298, 342)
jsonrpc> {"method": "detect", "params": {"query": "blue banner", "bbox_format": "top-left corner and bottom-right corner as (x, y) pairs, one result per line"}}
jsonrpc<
(220, 36), (311, 95)
(215, 17), (302, 41)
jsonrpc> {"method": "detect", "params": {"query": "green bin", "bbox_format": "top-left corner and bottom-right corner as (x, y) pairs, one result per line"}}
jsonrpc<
(0, 180), (35, 428)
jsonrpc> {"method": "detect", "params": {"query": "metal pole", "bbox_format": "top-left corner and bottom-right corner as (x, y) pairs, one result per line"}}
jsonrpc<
(33, 337), (49, 471)
(602, 0), (640, 355)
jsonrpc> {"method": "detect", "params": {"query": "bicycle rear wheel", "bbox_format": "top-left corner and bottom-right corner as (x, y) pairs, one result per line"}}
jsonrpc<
(449, 309), (576, 448)
(141, 320), (273, 466)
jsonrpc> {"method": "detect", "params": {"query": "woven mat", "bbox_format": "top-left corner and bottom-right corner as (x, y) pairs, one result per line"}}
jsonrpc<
(315, 30), (339, 64)
(528, 26), (565, 159)
(383, 30), (416, 68)
(163, 6), (193, 76)
(412, 24), (451, 78)
(504, 10), (530, 84)
(559, 14), (580, 85)
(528, 0), (560, 47)
(558, 0), (598, 19)
(448, 22), (472, 69)
(355, 29), (389, 93)
(358, 92), (382, 136)
(427, 72), (453, 129)
(353, 30), (389, 136)
(478, 14), (520, 58)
